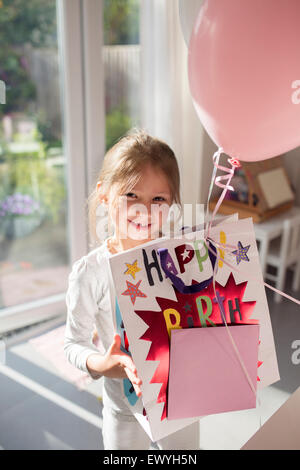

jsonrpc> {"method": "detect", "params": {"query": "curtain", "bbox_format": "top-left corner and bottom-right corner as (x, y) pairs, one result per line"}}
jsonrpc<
(140, 0), (217, 225)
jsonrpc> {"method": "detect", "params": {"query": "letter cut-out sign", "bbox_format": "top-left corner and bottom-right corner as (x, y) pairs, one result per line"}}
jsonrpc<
(108, 217), (280, 442)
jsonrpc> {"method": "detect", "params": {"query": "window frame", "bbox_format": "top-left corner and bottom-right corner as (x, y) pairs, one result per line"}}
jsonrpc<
(0, 0), (105, 334)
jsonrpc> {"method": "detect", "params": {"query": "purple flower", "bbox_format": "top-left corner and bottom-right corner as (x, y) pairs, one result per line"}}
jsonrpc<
(20, 56), (29, 70)
(0, 193), (41, 218)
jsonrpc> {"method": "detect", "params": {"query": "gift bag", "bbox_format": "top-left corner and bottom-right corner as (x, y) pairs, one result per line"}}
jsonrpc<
(108, 216), (280, 442)
(167, 323), (260, 419)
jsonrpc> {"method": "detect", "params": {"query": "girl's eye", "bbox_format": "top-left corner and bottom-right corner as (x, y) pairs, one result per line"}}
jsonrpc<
(125, 193), (137, 198)
(153, 197), (165, 202)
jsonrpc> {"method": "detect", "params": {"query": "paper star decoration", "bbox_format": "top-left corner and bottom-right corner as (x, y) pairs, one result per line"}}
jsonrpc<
(122, 280), (147, 304)
(232, 241), (250, 264)
(124, 259), (141, 279)
(183, 302), (192, 313)
(181, 249), (193, 261)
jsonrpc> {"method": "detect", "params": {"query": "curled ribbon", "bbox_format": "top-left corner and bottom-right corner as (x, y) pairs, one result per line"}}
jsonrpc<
(205, 148), (240, 241)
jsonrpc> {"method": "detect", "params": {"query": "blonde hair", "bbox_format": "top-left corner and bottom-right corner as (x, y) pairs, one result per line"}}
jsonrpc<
(87, 128), (182, 248)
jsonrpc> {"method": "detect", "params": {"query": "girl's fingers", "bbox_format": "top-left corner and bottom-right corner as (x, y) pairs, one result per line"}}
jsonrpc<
(124, 367), (142, 397)
(124, 365), (142, 386)
(112, 334), (121, 349)
(133, 386), (142, 398)
(124, 364), (142, 385)
(111, 336), (136, 372)
(110, 336), (142, 392)
(119, 352), (137, 375)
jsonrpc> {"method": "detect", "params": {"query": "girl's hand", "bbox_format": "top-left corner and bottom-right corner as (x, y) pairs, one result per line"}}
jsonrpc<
(87, 334), (143, 397)
(105, 334), (143, 396)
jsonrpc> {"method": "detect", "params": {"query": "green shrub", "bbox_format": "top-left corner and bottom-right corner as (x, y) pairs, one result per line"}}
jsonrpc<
(106, 107), (132, 150)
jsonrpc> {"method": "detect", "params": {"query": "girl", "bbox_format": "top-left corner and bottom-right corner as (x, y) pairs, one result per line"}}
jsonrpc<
(64, 128), (200, 450)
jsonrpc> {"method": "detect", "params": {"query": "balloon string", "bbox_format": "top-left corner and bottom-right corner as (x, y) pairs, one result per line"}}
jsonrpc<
(203, 150), (258, 410)
(203, 149), (259, 407)
(204, 239), (262, 428)
(205, 147), (223, 238)
(206, 237), (300, 306)
(205, 148), (238, 241)
(263, 282), (300, 305)
(209, 242), (259, 402)
(202, 148), (299, 422)
(205, 147), (300, 306)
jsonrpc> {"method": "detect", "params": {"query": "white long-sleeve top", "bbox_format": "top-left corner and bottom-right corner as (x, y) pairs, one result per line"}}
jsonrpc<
(64, 238), (132, 413)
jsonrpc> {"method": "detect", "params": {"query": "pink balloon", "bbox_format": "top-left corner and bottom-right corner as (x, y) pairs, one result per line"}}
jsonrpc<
(188, 0), (300, 162)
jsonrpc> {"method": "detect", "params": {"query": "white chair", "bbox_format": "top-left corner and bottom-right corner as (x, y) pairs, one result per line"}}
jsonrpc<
(265, 214), (300, 303)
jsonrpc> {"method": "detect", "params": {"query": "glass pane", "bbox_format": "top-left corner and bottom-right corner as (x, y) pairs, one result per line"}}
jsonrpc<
(0, 0), (68, 314)
(103, 0), (141, 151)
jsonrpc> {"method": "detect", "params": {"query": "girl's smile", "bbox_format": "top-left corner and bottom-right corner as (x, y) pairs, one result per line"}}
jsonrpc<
(128, 219), (152, 231)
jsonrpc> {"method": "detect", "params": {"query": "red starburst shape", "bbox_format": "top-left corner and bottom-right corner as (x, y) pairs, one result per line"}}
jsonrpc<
(134, 272), (259, 421)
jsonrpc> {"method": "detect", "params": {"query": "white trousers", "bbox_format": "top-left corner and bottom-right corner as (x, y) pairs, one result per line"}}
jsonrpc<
(102, 406), (200, 450)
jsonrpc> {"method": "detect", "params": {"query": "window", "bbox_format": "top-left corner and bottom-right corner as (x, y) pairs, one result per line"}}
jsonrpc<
(103, 0), (141, 150)
(0, 0), (142, 334)
(0, 0), (68, 332)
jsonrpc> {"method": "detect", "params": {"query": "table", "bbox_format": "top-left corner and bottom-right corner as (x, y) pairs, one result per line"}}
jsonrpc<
(253, 205), (300, 279)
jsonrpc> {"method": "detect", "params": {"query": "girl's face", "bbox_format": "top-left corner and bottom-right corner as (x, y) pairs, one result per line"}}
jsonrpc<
(110, 164), (172, 244)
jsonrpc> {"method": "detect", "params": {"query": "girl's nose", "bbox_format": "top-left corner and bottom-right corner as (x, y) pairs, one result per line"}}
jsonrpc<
(145, 201), (154, 215)
(129, 201), (152, 220)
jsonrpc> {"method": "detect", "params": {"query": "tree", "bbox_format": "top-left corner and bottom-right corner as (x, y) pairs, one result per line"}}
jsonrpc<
(0, 0), (57, 47)
(104, 0), (140, 45)
(0, 0), (57, 118)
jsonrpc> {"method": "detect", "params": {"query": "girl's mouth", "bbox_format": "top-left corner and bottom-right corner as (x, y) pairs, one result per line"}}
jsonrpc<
(128, 219), (151, 231)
